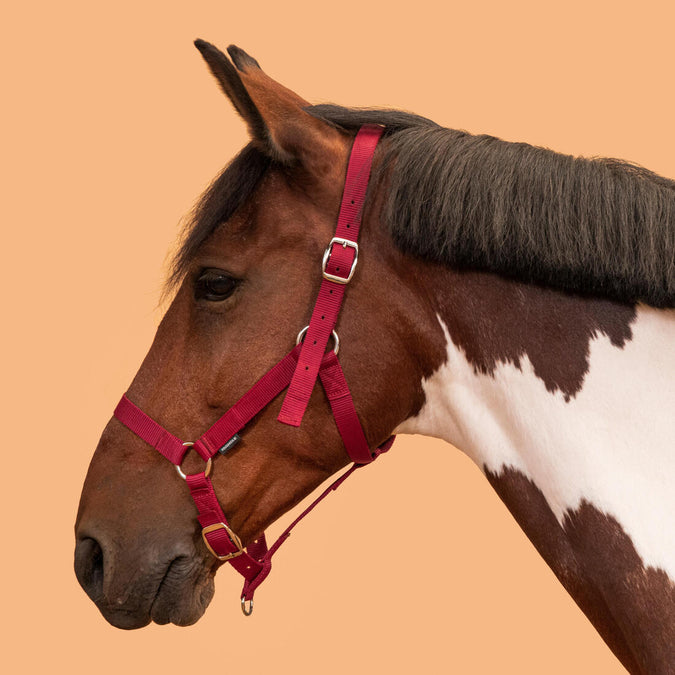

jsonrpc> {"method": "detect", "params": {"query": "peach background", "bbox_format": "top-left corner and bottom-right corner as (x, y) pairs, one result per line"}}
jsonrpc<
(3, 1), (673, 673)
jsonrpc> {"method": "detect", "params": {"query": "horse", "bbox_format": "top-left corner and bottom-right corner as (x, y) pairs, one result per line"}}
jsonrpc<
(74, 40), (675, 674)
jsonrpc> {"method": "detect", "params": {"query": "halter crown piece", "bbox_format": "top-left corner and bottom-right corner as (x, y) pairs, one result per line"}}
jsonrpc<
(113, 125), (393, 615)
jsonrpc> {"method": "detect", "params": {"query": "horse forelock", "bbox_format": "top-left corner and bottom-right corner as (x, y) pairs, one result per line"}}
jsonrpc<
(166, 143), (272, 293)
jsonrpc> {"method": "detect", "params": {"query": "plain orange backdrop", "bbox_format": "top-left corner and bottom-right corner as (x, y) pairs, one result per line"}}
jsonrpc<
(3, 1), (673, 673)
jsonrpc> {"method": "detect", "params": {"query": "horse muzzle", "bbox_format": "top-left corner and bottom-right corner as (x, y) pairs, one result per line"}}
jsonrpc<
(74, 529), (216, 629)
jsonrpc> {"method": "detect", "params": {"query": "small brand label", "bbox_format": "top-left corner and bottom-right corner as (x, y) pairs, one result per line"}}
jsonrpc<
(218, 433), (242, 455)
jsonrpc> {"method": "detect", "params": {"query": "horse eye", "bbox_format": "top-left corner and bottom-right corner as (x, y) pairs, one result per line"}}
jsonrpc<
(195, 269), (239, 302)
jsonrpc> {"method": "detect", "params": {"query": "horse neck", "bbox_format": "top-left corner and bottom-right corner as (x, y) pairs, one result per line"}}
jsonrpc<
(396, 264), (675, 579)
(394, 264), (675, 672)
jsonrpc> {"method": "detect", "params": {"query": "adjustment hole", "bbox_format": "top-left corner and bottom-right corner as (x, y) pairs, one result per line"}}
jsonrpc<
(305, 366), (309, 371)
(351, 199), (355, 204)
(336, 267), (340, 272)
(313, 340), (317, 345)
(329, 290), (333, 295)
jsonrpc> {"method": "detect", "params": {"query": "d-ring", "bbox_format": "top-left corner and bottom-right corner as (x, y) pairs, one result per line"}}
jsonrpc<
(296, 326), (340, 355)
(241, 597), (254, 616)
(175, 442), (212, 480)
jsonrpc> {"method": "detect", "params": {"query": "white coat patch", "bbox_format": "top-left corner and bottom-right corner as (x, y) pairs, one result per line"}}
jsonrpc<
(396, 305), (675, 580)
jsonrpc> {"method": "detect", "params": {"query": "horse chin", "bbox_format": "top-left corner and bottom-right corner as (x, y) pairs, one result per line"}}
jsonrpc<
(148, 557), (216, 627)
(99, 582), (215, 630)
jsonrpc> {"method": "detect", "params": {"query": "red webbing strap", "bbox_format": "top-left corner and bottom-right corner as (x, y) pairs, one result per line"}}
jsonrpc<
(196, 346), (301, 459)
(113, 347), (300, 463)
(111, 123), (392, 609)
(319, 351), (372, 464)
(370, 434), (396, 460)
(186, 472), (263, 580)
(278, 124), (384, 427)
(246, 534), (268, 561)
(241, 434), (396, 602)
(114, 395), (187, 465)
(113, 354), (396, 606)
(241, 461), (360, 601)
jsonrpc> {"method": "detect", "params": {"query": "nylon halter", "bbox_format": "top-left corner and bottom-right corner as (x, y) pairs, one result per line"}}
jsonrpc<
(113, 125), (392, 615)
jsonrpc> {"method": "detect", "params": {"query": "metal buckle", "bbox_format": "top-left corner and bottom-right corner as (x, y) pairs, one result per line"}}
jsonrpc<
(201, 522), (245, 561)
(322, 237), (358, 284)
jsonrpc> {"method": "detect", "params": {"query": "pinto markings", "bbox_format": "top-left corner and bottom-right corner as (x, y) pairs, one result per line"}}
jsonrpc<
(484, 466), (675, 673)
(396, 306), (675, 582)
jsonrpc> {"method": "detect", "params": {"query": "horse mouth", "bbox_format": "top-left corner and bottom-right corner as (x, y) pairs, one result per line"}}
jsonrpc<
(148, 555), (216, 627)
(76, 540), (217, 630)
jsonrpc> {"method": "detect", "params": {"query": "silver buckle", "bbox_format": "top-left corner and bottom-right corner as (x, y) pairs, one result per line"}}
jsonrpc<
(322, 237), (358, 284)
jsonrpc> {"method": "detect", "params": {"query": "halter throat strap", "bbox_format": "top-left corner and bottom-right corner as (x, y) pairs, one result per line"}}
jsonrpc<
(112, 125), (390, 614)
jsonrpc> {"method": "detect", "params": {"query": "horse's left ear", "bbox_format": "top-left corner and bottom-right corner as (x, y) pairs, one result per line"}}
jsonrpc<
(194, 40), (345, 169)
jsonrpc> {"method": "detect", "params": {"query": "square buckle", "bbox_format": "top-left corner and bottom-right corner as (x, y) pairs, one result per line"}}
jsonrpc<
(202, 522), (245, 561)
(322, 237), (359, 284)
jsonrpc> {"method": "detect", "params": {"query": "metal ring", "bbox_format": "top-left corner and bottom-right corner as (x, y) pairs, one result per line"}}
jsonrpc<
(241, 598), (254, 616)
(175, 442), (212, 480)
(296, 326), (340, 355)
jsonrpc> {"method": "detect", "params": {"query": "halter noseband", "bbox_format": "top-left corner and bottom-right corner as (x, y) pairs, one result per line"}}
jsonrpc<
(113, 125), (392, 615)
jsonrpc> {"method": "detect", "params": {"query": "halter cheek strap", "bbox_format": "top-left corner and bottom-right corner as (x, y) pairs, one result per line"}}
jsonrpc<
(113, 125), (391, 615)
(278, 124), (383, 427)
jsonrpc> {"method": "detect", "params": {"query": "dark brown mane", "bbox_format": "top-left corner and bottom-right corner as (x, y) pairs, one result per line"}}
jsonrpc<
(170, 104), (675, 307)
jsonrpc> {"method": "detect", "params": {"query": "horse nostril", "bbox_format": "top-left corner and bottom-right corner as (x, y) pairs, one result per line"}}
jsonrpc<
(74, 536), (105, 602)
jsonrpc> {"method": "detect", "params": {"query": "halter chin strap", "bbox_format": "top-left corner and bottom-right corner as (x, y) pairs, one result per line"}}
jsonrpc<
(113, 125), (392, 615)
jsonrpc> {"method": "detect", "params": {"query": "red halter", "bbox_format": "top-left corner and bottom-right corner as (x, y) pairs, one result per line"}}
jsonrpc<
(113, 125), (392, 615)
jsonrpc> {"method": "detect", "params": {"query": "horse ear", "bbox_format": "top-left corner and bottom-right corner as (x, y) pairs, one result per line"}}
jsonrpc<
(194, 40), (269, 147)
(194, 40), (344, 167)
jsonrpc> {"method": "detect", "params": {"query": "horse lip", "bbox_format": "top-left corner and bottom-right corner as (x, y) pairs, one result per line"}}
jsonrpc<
(149, 555), (215, 626)
(99, 606), (153, 630)
(91, 555), (212, 629)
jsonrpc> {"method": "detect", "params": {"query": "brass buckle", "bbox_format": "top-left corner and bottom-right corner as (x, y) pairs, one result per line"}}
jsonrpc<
(322, 237), (358, 284)
(201, 522), (245, 561)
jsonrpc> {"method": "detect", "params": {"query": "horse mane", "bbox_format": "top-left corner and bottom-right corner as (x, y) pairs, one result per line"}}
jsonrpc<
(170, 104), (675, 308)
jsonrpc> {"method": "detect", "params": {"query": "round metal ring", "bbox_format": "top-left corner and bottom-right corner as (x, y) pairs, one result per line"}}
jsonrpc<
(175, 442), (212, 480)
(241, 597), (254, 616)
(296, 326), (340, 355)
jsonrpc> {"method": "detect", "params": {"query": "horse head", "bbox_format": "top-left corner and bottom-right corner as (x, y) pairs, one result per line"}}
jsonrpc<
(74, 42), (439, 629)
